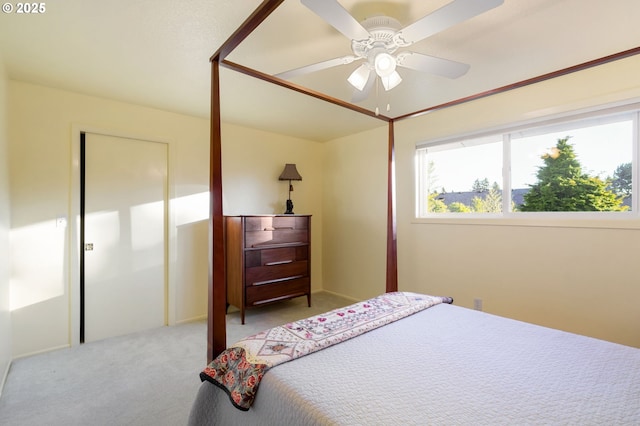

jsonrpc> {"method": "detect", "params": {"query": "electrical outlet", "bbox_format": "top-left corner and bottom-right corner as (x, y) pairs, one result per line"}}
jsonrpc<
(474, 298), (483, 311)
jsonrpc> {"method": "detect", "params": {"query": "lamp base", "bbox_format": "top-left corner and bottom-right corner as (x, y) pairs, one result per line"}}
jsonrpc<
(284, 199), (294, 214)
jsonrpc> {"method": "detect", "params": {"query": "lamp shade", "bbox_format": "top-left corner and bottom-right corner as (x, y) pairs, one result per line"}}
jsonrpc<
(381, 70), (402, 91)
(278, 164), (302, 181)
(347, 64), (371, 91)
(374, 52), (396, 77)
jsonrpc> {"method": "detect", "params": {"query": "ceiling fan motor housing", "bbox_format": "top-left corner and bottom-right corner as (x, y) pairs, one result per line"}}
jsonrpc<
(351, 15), (403, 62)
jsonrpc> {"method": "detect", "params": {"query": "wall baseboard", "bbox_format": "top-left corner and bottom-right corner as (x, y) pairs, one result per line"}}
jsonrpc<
(175, 315), (207, 325)
(0, 359), (11, 398)
(314, 289), (360, 303)
(13, 344), (70, 361)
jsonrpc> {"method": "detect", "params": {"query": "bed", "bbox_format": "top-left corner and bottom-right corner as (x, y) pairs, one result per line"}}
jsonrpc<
(188, 292), (640, 425)
(200, 3), (640, 423)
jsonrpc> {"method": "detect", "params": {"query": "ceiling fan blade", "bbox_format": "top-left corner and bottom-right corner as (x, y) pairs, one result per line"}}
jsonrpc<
(301, 0), (371, 41)
(275, 55), (360, 80)
(351, 71), (376, 103)
(396, 0), (503, 45)
(396, 52), (470, 79)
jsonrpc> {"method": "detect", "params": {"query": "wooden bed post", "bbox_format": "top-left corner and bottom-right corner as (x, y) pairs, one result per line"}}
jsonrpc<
(208, 58), (226, 363)
(207, 0), (288, 364)
(386, 120), (398, 293)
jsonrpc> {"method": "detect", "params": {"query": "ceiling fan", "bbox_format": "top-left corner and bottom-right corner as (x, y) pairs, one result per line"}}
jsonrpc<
(275, 0), (504, 103)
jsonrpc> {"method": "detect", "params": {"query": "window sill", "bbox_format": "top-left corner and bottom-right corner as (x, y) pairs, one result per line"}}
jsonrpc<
(412, 213), (640, 230)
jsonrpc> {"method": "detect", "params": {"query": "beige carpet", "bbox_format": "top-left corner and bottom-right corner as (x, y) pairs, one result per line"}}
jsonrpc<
(0, 291), (353, 426)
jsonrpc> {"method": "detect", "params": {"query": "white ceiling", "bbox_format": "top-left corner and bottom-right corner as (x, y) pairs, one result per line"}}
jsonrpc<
(1, 0), (639, 142)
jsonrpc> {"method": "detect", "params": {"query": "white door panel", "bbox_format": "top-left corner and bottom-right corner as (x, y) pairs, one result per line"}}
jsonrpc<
(84, 133), (167, 342)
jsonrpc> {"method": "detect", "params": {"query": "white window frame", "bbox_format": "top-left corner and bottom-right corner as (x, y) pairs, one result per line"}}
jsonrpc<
(414, 100), (640, 227)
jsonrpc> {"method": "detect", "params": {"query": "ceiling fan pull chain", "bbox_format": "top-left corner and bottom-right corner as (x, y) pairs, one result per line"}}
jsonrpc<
(375, 77), (380, 116)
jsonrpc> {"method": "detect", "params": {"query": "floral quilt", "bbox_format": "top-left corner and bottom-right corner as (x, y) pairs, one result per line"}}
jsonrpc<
(199, 292), (453, 410)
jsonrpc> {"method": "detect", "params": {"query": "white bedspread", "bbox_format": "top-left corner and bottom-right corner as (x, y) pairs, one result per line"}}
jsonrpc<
(189, 303), (640, 425)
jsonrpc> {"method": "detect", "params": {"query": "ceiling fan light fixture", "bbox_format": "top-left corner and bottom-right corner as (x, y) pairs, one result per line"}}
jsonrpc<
(294, 0), (502, 103)
(374, 52), (396, 77)
(347, 63), (371, 91)
(381, 70), (402, 91)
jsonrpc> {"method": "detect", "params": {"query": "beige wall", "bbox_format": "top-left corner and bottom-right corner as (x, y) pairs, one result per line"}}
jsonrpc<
(7, 82), (324, 357)
(321, 125), (389, 300)
(391, 54), (640, 348)
(0, 56), (12, 392)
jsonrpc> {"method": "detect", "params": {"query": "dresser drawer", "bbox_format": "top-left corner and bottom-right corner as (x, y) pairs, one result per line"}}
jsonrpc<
(244, 216), (309, 248)
(244, 216), (308, 231)
(245, 246), (308, 268)
(246, 276), (310, 306)
(245, 260), (308, 286)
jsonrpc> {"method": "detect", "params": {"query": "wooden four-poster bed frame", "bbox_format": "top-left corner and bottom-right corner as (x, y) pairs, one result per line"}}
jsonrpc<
(206, 0), (640, 362)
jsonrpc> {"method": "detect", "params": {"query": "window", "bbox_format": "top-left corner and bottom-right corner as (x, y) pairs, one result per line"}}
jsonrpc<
(416, 136), (503, 216)
(416, 105), (637, 217)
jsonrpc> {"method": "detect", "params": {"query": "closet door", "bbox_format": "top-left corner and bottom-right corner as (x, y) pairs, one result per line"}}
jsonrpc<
(83, 133), (167, 343)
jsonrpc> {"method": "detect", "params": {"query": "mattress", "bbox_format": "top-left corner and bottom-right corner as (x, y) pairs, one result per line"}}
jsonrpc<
(189, 302), (640, 425)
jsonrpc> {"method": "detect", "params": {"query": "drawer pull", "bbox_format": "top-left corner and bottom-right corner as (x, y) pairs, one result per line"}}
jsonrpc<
(253, 275), (304, 286)
(264, 226), (294, 231)
(253, 292), (306, 306)
(265, 260), (293, 266)
(251, 242), (304, 248)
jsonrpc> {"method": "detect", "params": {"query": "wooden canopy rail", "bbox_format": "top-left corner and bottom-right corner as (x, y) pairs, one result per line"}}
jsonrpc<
(208, 0), (640, 361)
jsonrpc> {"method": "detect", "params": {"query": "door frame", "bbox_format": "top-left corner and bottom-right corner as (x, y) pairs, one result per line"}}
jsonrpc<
(70, 125), (176, 346)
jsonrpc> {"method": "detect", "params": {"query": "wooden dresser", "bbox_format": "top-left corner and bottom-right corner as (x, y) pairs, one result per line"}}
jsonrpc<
(225, 215), (311, 324)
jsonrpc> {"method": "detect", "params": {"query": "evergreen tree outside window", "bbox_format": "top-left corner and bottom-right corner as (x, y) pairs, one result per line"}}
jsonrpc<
(609, 163), (632, 197)
(512, 115), (632, 212)
(519, 137), (627, 212)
